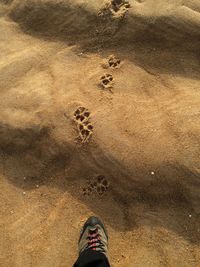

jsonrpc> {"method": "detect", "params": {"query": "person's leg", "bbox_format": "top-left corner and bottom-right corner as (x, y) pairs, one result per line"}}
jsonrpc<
(73, 217), (111, 267)
(73, 250), (110, 267)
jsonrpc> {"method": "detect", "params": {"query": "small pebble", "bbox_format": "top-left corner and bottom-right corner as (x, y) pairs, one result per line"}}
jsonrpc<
(151, 171), (155, 175)
(23, 191), (26, 195)
(23, 177), (26, 180)
(36, 185), (39, 188)
(189, 214), (192, 218)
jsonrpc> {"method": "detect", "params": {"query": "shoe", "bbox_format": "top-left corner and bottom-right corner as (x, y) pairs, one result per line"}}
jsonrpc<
(78, 216), (108, 257)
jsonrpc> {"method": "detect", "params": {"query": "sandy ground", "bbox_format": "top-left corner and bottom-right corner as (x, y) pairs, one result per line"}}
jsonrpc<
(0, 0), (200, 266)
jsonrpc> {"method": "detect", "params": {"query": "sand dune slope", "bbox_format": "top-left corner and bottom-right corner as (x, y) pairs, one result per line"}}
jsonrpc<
(0, 1), (200, 266)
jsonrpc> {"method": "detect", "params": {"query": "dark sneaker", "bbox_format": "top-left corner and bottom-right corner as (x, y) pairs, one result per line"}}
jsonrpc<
(78, 216), (108, 257)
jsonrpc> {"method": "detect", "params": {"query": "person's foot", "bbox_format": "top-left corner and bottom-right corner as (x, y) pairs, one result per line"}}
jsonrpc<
(78, 216), (108, 257)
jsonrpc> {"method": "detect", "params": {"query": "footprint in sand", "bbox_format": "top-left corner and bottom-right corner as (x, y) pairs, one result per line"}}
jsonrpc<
(102, 55), (121, 69)
(111, 0), (131, 14)
(82, 175), (110, 197)
(100, 74), (114, 91)
(108, 55), (121, 68)
(74, 107), (93, 143)
(99, 0), (131, 18)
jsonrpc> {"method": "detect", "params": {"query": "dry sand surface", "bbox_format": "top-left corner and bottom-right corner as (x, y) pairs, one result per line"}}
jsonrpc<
(0, 0), (200, 266)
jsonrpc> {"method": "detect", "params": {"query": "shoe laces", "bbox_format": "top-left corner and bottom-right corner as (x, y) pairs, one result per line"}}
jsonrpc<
(87, 228), (105, 253)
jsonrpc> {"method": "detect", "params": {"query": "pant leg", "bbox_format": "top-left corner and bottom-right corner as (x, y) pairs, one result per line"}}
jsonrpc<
(73, 250), (111, 267)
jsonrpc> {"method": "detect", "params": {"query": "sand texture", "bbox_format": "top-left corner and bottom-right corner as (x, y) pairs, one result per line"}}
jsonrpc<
(0, 0), (200, 266)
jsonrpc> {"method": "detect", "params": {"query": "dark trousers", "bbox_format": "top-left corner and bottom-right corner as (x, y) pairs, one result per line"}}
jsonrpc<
(73, 250), (111, 267)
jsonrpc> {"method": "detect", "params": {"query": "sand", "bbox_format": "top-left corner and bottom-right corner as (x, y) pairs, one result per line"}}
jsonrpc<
(0, 0), (200, 266)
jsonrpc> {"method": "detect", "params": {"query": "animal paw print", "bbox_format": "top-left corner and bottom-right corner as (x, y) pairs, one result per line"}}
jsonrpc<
(82, 187), (93, 196)
(98, 0), (130, 18)
(74, 107), (93, 143)
(82, 175), (110, 197)
(100, 74), (114, 89)
(111, 0), (131, 13)
(102, 55), (121, 69)
(95, 175), (110, 196)
(108, 55), (121, 68)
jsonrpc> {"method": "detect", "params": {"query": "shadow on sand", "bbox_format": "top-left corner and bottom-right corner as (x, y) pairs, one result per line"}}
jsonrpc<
(0, 123), (200, 245)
